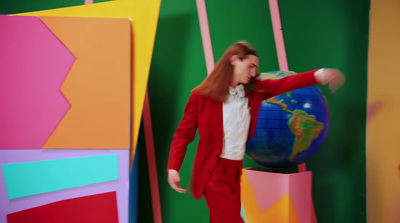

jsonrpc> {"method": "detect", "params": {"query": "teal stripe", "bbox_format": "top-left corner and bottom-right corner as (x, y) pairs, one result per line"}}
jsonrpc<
(241, 202), (247, 223)
(3, 154), (119, 199)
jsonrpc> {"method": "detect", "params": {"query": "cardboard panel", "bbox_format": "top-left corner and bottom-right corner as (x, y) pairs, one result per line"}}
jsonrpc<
(18, 0), (162, 158)
(39, 17), (131, 149)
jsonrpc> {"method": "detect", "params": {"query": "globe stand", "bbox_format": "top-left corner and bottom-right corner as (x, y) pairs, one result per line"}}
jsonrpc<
(241, 168), (313, 223)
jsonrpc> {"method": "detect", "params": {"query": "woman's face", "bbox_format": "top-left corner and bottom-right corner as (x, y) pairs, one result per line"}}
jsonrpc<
(232, 55), (259, 85)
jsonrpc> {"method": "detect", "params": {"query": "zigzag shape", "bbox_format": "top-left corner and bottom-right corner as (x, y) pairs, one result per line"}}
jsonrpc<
(0, 15), (74, 149)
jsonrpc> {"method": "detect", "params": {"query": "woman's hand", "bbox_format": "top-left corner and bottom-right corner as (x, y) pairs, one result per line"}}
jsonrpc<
(167, 169), (187, 193)
(315, 68), (346, 93)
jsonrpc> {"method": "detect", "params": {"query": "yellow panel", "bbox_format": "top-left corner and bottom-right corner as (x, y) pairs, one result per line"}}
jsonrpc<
(368, 0), (400, 222)
(263, 194), (300, 223)
(40, 16), (130, 149)
(18, 0), (161, 161)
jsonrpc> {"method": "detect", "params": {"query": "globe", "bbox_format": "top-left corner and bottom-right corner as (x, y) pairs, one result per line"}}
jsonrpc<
(245, 71), (330, 168)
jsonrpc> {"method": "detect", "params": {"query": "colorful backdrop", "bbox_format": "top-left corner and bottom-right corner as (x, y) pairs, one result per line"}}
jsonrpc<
(140, 0), (369, 222)
(5, 0), (400, 223)
(0, 1), (161, 223)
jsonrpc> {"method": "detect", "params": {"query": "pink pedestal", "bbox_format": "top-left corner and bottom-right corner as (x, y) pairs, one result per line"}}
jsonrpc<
(241, 169), (313, 223)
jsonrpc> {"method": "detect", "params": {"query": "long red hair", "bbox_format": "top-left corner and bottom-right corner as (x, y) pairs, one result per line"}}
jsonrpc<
(193, 41), (259, 101)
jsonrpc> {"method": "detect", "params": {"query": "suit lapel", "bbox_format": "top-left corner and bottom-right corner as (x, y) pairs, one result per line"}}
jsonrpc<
(247, 96), (258, 140)
(208, 99), (224, 145)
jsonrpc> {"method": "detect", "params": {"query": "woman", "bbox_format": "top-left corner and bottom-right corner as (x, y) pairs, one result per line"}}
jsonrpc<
(167, 41), (344, 223)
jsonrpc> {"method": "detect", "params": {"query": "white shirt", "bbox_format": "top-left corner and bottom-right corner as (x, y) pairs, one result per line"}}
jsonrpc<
(221, 84), (250, 160)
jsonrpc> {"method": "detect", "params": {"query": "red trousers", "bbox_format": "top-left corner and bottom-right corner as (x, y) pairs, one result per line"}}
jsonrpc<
(203, 158), (244, 223)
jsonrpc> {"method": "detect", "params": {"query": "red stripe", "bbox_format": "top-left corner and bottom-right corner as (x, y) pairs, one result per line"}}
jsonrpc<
(143, 89), (163, 223)
(7, 192), (118, 223)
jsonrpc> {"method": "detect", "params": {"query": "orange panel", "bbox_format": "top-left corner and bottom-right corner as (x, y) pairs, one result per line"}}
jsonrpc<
(368, 0), (400, 222)
(41, 17), (130, 149)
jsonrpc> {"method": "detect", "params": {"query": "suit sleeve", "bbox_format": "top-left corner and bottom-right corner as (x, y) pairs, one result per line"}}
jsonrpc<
(256, 70), (319, 100)
(167, 91), (199, 172)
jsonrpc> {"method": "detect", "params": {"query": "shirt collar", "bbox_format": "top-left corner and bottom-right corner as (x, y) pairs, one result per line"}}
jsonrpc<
(228, 84), (245, 99)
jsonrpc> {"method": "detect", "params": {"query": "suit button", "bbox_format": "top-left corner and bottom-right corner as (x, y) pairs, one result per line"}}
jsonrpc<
(216, 154), (219, 157)
(208, 170), (211, 174)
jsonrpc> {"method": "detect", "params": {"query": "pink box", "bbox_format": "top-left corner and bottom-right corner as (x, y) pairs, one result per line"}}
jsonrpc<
(241, 169), (312, 223)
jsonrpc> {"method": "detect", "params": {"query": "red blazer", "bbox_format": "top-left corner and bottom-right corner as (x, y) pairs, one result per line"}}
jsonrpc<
(167, 70), (318, 199)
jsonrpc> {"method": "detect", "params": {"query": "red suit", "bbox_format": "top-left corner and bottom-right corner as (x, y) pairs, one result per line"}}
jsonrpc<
(168, 70), (317, 199)
(167, 70), (318, 221)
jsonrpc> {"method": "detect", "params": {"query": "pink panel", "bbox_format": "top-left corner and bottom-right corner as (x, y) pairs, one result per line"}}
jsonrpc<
(269, 0), (289, 71)
(196, 0), (215, 74)
(289, 172), (312, 223)
(0, 15), (74, 149)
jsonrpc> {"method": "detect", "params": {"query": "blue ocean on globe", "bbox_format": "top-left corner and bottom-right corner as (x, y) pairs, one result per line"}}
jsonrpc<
(246, 71), (330, 168)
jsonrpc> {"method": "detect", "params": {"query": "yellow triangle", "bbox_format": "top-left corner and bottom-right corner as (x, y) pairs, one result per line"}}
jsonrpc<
(262, 193), (300, 223)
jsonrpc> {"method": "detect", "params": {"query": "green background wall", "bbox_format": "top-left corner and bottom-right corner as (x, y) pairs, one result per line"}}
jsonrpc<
(0, 0), (112, 14)
(141, 0), (369, 222)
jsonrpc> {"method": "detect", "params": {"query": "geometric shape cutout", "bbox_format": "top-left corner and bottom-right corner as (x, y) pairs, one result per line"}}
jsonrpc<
(3, 154), (119, 199)
(18, 0), (162, 156)
(262, 193), (300, 223)
(0, 149), (129, 223)
(0, 15), (74, 149)
(241, 169), (265, 222)
(7, 192), (118, 223)
(38, 16), (131, 149)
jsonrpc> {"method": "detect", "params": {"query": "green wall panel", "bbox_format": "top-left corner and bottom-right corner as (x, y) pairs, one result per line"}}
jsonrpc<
(206, 0), (278, 72)
(147, 0), (208, 222)
(0, 0), (113, 14)
(279, 1), (369, 223)
(94, 0), (113, 3)
(0, 0), (84, 14)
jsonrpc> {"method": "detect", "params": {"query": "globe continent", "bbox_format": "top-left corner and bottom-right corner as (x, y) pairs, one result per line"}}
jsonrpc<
(246, 71), (330, 168)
